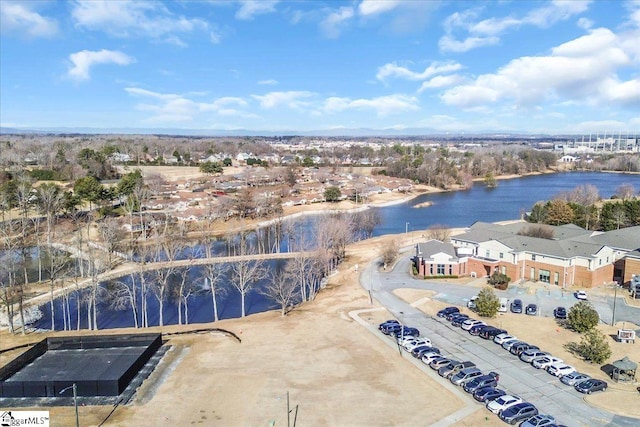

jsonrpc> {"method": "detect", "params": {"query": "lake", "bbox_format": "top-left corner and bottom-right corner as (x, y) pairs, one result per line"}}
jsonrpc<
(32, 171), (639, 330)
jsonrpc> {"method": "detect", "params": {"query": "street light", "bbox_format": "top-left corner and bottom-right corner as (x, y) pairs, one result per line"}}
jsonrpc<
(59, 383), (79, 427)
(405, 222), (409, 235)
(397, 311), (404, 356)
(612, 282), (619, 326)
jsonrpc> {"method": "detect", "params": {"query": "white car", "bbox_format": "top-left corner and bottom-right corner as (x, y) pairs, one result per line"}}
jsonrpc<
(461, 319), (485, 331)
(501, 338), (521, 350)
(404, 339), (432, 351)
(397, 336), (424, 346)
(494, 333), (517, 345)
(560, 371), (591, 386)
(467, 296), (478, 309)
(576, 290), (588, 300)
(421, 352), (442, 365)
(486, 394), (523, 414)
(532, 356), (563, 369)
(546, 363), (575, 377)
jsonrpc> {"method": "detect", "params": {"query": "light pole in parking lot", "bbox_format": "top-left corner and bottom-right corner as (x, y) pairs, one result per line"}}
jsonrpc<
(398, 311), (404, 356)
(612, 282), (619, 326)
(59, 383), (79, 427)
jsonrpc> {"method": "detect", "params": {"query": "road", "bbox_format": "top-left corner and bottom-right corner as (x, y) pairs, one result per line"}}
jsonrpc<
(359, 251), (639, 427)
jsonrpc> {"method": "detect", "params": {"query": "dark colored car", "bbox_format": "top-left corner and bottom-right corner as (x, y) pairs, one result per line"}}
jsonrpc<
(412, 345), (440, 358)
(447, 311), (468, 321)
(499, 402), (538, 424)
(463, 373), (499, 393)
(525, 304), (538, 315)
(473, 386), (506, 403)
(554, 307), (567, 319)
(510, 342), (539, 356)
(451, 315), (470, 327)
(511, 299), (523, 313)
(394, 327), (420, 338)
(479, 327), (507, 340)
(437, 306), (460, 318)
(378, 319), (399, 331)
(469, 324), (490, 336)
(380, 323), (402, 335)
(575, 379), (608, 394)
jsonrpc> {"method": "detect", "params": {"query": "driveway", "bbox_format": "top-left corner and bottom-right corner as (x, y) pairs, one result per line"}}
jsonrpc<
(360, 252), (640, 427)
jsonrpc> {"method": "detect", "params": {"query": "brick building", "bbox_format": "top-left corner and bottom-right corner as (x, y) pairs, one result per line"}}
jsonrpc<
(414, 222), (640, 288)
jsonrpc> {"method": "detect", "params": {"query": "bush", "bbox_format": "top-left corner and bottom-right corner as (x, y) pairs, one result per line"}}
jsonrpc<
(567, 301), (599, 333)
(475, 287), (500, 317)
(568, 329), (612, 364)
(488, 272), (510, 288)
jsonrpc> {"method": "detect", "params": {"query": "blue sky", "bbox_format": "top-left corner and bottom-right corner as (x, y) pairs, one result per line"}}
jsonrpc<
(1, 0), (639, 134)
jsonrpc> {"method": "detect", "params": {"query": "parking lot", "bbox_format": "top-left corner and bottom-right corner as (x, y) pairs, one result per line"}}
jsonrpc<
(362, 254), (640, 427)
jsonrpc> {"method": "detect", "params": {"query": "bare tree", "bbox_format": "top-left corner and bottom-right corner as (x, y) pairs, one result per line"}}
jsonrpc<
(354, 209), (382, 239)
(380, 239), (400, 267)
(43, 247), (70, 330)
(150, 222), (185, 326)
(425, 224), (451, 242)
(229, 232), (266, 317)
(261, 267), (297, 316)
(107, 277), (139, 328)
(98, 217), (123, 267)
(615, 183), (636, 200)
(517, 224), (554, 239)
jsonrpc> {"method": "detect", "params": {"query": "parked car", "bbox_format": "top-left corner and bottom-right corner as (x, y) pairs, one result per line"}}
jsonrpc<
(494, 333), (517, 345)
(467, 295), (479, 309)
(511, 299), (523, 313)
(546, 363), (575, 377)
(421, 352), (444, 365)
(575, 379), (608, 394)
(447, 311), (468, 321)
(519, 350), (549, 363)
(412, 345), (440, 359)
(519, 414), (556, 427)
(463, 373), (500, 393)
(450, 367), (483, 385)
(429, 357), (452, 370)
(525, 304), (538, 315)
(473, 386), (506, 403)
(560, 371), (591, 386)
(486, 394), (523, 414)
(480, 327), (507, 340)
(437, 306), (460, 317)
(397, 336), (425, 347)
(381, 323), (403, 335)
(439, 360), (476, 378)
(469, 324), (490, 336)
(394, 327), (420, 338)
(510, 342), (539, 356)
(532, 356), (562, 369)
(553, 307), (567, 319)
(402, 338), (432, 351)
(575, 290), (588, 300)
(451, 314), (470, 327)
(499, 402), (538, 424)
(461, 319), (485, 331)
(378, 319), (399, 331)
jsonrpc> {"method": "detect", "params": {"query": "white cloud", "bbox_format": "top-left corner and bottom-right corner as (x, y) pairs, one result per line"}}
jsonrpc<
(71, 0), (207, 40)
(577, 17), (593, 29)
(440, 28), (639, 109)
(358, 0), (402, 16)
(126, 88), (254, 123)
(210, 30), (222, 44)
(68, 50), (134, 81)
(252, 91), (315, 109)
(0, 1), (58, 38)
(236, 1), (279, 20)
(440, 1), (592, 53)
(417, 74), (464, 92)
(376, 62), (463, 81)
(258, 79), (279, 85)
(322, 94), (419, 116)
(320, 7), (354, 38)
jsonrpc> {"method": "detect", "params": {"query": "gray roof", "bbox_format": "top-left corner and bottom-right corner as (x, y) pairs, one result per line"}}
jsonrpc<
(417, 240), (458, 260)
(612, 356), (637, 370)
(456, 221), (610, 260)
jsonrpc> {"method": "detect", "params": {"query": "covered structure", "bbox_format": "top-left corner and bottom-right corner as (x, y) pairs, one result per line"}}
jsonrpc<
(611, 356), (637, 383)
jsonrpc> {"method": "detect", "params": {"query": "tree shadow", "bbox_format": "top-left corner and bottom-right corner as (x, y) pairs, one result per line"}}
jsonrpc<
(563, 341), (580, 357)
(601, 364), (615, 378)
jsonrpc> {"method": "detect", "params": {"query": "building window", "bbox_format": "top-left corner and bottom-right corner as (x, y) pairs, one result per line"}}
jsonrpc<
(449, 264), (453, 275)
(437, 264), (445, 275)
(501, 265), (506, 275)
(430, 264), (433, 275)
(499, 252), (504, 259)
(599, 259), (602, 266)
(532, 254), (536, 261)
(530, 267), (535, 280)
(554, 272), (559, 285)
(539, 269), (550, 283)
(485, 250), (490, 258)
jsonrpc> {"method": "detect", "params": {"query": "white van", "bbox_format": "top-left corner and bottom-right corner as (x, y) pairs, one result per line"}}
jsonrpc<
(499, 298), (508, 312)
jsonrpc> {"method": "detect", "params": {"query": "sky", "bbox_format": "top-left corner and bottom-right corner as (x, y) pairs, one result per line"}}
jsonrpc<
(1, 0), (639, 134)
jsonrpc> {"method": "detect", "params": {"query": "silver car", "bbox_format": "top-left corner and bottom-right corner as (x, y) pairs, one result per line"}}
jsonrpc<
(520, 350), (549, 363)
(560, 371), (591, 386)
